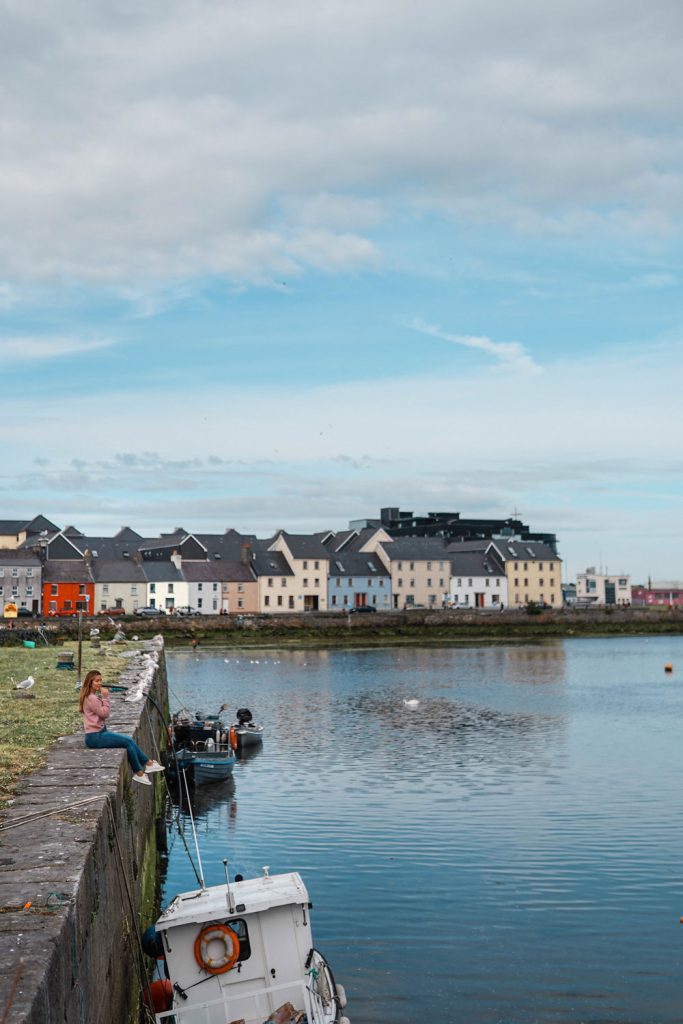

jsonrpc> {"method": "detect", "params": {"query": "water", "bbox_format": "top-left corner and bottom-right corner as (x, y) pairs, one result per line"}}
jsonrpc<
(162, 637), (683, 1024)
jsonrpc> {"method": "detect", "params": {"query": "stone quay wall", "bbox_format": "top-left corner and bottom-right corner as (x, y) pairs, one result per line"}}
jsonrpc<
(0, 637), (168, 1024)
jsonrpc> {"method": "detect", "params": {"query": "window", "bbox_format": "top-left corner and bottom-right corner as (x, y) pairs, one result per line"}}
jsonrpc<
(303, 561), (308, 570)
(131, 585), (137, 595)
(336, 578), (341, 587)
(314, 561), (319, 570)
(267, 578), (273, 587)
(103, 584), (109, 595)
(213, 583), (218, 592)
(457, 578), (461, 586)
(277, 595), (283, 606)
(486, 579), (490, 587)
(398, 562), (403, 570)
(523, 562), (528, 570)
(198, 583), (203, 591)
(64, 600), (72, 610)
(468, 578), (473, 586)
(314, 578), (320, 587)
(410, 579), (415, 588)
(524, 578), (528, 587)
(150, 583), (156, 593)
(550, 594), (555, 604)
(550, 578), (555, 586)
(264, 595), (270, 607)
(79, 584), (86, 594)
(539, 563), (544, 570)
(100, 602), (106, 611)
(198, 598), (203, 609)
(514, 578), (519, 587)
(427, 561), (432, 571)
(332, 595), (337, 606)
(343, 595), (348, 605)
(238, 599), (244, 609)
(26, 568), (33, 577)
(303, 578), (308, 587)
(539, 578), (544, 587)
(288, 596), (294, 608)
(514, 562), (518, 570)
(168, 583), (174, 594)
(439, 561), (444, 570)
(26, 586), (33, 596)
(49, 600), (56, 612)
(11, 567), (18, 577)
(51, 584), (58, 596)
(379, 579), (384, 587)
(281, 577), (287, 587)
(409, 562), (415, 570)
(427, 578), (432, 587)
(212, 599), (218, 610)
(348, 578), (354, 587)
(549, 563), (555, 570)
(237, 584), (244, 593)
(439, 578), (444, 587)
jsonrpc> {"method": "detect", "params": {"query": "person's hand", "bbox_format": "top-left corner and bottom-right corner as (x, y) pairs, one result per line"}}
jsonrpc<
(100, 687), (109, 697)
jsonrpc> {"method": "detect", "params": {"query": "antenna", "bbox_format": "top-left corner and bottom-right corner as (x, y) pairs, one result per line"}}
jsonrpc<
(182, 769), (206, 890)
(223, 859), (235, 914)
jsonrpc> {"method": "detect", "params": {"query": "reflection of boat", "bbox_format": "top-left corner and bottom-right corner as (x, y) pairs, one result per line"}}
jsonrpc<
(174, 743), (236, 785)
(232, 707), (264, 749)
(151, 866), (349, 1024)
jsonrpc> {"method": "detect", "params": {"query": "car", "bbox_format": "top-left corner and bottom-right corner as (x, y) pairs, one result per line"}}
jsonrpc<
(98, 607), (126, 616)
(173, 606), (200, 617)
(134, 606), (167, 617)
(348, 605), (377, 614)
(16, 607), (36, 618)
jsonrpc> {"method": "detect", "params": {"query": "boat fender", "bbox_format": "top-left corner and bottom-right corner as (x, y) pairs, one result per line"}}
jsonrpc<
(143, 979), (172, 1013)
(194, 924), (240, 974)
(206, 737), (215, 751)
(336, 983), (347, 1008)
(215, 729), (221, 743)
(229, 727), (238, 752)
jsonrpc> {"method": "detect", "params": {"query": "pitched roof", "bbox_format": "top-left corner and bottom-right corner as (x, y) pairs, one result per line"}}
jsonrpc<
(43, 560), (94, 583)
(328, 552), (389, 577)
(182, 561), (255, 583)
(378, 536), (450, 561)
(489, 539), (560, 562)
(142, 562), (185, 583)
(193, 531), (257, 561)
(91, 560), (147, 584)
(0, 549), (42, 566)
(450, 550), (505, 577)
(249, 540), (294, 577)
(273, 532), (330, 560)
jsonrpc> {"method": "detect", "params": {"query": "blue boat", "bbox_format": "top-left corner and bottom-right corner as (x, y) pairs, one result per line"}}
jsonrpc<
(174, 744), (236, 785)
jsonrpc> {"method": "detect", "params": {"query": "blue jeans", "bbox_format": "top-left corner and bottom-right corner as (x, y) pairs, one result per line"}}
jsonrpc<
(85, 728), (150, 773)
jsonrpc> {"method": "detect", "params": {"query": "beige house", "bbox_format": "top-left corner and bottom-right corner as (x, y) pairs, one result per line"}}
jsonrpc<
(250, 541), (296, 613)
(368, 536), (451, 609)
(0, 515), (59, 551)
(268, 532), (331, 612)
(92, 559), (147, 614)
(488, 539), (562, 608)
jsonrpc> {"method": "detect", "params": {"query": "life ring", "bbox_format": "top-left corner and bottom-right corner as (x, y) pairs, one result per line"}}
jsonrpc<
(229, 727), (238, 752)
(194, 924), (240, 974)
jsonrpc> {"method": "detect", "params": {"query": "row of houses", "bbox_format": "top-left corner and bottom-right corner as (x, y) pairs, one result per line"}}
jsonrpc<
(0, 516), (564, 615)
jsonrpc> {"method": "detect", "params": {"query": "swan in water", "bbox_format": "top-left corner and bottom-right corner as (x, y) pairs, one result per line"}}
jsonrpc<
(403, 698), (420, 708)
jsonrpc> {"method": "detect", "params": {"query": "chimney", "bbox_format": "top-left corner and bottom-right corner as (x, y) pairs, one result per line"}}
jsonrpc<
(241, 542), (251, 566)
(83, 549), (92, 568)
(171, 550), (182, 570)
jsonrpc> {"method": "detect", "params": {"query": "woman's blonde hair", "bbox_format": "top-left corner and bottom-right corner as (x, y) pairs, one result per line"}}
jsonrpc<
(78, 669), (102, 713)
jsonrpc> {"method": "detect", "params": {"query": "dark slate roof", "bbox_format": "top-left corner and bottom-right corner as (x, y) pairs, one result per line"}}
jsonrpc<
(63, 526), (85, 537)
(24, 514), (60, 535)
(193, 531), (257, 561)
(182, 561), (255, 583)
(249, 540), (294, 577)
(489, 539), (560, 562)
(43, 560), (94, 583)
(273, 532), (330, 560)
(450, 551), (505, 577)
(337, 526), (387, 552)
(91, 560), (147, 584)
(81, 537), (148, 560)
(0, 549), (42, 566)
(142, 563), (185, 583)
(0, 520), (31, 534)
(328, 552), (390, 577)
(323, 530), (357, 552)
(446, 539), (490, 553)
(379, 537), (450, 560)
(114, 527), (143, 541)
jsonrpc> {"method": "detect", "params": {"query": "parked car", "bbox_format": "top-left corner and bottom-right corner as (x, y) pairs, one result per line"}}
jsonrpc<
(349, 605), (377, 614)
(173, 606), (200, 617)
(16, 607), (35, 618)
(134, 606), (166, 617)
(98, 607), (126, 616)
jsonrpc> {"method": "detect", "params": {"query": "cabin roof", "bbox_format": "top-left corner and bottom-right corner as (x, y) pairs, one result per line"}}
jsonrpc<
(157, 871), (309, 931)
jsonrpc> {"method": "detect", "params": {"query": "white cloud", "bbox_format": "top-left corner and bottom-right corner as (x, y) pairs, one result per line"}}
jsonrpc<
(0, 335), (113, 363)
(1, 2), (683, 284)
(409, 318), (541, 374)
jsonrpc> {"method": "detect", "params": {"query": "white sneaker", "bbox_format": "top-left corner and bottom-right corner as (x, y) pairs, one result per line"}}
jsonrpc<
(133, 773), (152, 786)
(144, 761), (165, 774)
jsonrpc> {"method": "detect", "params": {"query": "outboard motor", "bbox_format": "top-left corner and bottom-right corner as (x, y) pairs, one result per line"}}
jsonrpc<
(235, 707), (253, 726)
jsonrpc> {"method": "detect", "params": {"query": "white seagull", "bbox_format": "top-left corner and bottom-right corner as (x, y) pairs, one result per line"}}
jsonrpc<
(403, 698), (420, 708)
(15, 675), (35, 690)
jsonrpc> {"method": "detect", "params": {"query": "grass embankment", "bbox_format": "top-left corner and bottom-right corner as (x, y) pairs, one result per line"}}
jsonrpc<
(0, 644), (131, 809)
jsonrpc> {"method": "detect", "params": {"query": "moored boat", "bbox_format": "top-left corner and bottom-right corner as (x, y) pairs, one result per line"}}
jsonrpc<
(231, 707), (265, 749)
(174, 743), (236, 785)
(150, 866), (349, 1024)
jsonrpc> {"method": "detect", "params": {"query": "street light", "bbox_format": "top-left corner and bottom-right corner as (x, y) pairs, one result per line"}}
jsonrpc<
(77, 593), (91, 685)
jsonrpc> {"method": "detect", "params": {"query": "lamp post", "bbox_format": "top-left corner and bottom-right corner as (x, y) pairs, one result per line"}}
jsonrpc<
(77, 593), (91, 685)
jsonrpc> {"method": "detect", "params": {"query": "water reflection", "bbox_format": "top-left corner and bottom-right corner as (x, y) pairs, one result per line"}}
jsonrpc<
(163, 638), (683, 1024)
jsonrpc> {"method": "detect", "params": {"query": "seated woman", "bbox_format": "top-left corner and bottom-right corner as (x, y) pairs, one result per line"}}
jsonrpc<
(79, 669), (164, 786)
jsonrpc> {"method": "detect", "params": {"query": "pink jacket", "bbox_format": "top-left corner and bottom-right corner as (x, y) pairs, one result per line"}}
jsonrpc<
(83, 693), (111, 734)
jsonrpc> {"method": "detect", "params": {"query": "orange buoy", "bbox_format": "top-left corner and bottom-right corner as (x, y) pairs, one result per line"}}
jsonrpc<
(143, 980), (172, 1013)
(665, 663), (673, 673)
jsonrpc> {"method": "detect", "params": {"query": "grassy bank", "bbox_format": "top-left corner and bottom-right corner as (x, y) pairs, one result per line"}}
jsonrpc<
(0, 644), (130, 809)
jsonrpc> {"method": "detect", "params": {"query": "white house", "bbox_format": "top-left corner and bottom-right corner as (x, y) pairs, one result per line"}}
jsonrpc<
(449, 549), (507, 608)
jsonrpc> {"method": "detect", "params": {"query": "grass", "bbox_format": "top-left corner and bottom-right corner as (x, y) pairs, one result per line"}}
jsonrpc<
(0, 642), (133, 809)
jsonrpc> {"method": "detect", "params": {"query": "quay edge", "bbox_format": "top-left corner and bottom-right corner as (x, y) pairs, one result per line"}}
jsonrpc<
(0, 636), (168, 1024)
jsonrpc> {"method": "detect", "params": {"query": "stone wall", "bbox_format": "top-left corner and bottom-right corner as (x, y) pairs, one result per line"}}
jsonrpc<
(0, 637), (168, 1024)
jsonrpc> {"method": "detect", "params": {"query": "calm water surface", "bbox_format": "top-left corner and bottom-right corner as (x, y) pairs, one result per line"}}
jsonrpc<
(162, 637), (683, 1024)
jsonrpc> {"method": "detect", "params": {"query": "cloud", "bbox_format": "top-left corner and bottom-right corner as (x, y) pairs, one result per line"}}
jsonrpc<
(0, 335), (113, 363)
(409, 318), (541, 374)
(0, 2), (682, 285)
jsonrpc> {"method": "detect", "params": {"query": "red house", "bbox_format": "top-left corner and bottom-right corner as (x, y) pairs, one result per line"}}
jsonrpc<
(632, 582), (683, 607)
(43, 559), (95, 617)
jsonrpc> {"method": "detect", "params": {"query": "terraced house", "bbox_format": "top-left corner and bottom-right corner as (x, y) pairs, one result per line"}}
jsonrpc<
(0, 550), (42, 615)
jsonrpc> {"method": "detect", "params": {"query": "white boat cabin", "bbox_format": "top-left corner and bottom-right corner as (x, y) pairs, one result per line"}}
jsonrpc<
(154, 869), (347, 1024)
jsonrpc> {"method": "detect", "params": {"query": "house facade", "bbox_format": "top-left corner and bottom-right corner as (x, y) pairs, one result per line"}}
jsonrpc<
(92, 560), (148, 614)
(370, 536), (451, 609)
(250, 542), (295, 613)
(268, 532), (330, 612)
(487, 539), (562, 608)
(576, 568), (631, 606)
(43, 560), (95, 616)
(0, 551), (42, 614)
(326, 550), (391, 610)
(631, 582), (683, 607)
(449, 550), (508, 608)
(142, 561), (189, 611)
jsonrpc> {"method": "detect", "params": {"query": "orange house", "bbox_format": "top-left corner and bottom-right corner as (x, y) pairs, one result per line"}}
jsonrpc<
(42, 559), (95, 617)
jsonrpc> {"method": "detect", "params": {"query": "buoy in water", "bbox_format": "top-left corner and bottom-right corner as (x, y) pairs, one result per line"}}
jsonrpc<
(665, 663), (673, 673)
(143, 980), (172, 1013)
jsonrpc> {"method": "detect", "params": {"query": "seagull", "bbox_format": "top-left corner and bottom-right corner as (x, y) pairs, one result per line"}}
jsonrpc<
(16, 675), (35, 690)
(403, 698), (420, 708)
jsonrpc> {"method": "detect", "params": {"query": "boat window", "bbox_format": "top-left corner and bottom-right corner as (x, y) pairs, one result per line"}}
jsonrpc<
(224, 918), (251, 962)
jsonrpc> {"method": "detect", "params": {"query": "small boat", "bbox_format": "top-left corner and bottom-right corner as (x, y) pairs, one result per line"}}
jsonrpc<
(172, 707), (229, 747)
(149, 865), (349, 1024)
(174, 742), (236, 785)
(231, 707), (265, 749)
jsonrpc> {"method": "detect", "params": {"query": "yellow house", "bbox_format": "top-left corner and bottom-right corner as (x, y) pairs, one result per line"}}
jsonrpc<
(488, 539), (562, 608)
(268, 532), (330, 612)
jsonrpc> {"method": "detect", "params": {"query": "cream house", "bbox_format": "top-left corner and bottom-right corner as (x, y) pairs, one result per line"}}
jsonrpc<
(576, 568), (631, 606)
(250, 541), (296, 613)
(488, 539), (562, 608)
(93, 560), (147, 614)
(368, 536), (451, 609)
(268, 532), (330, 612)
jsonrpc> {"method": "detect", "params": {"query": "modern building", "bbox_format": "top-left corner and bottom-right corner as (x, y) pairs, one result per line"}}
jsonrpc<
(575, 568), (631, 607)
(350, 507), (558, 553)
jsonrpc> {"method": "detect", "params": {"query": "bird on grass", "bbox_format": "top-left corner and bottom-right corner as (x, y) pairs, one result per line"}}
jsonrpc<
(15, 675), (35, 690)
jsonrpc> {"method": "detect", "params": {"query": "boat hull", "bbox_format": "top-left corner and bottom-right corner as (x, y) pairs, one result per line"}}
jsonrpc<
(174, 748), (236, 785)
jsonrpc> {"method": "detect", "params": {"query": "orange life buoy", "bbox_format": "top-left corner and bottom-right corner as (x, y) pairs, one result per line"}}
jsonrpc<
(194, 924), (240, 975)
(229, 727), (238, 752)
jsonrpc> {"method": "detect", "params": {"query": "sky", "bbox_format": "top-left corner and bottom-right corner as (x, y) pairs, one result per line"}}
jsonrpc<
(2, 1), (683, 581)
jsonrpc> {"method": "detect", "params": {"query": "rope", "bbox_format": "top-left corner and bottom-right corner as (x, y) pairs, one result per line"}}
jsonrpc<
(0, 960), (23, 1024)
(105, 801), (156, 1024)
(0, 795), (105, 832)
